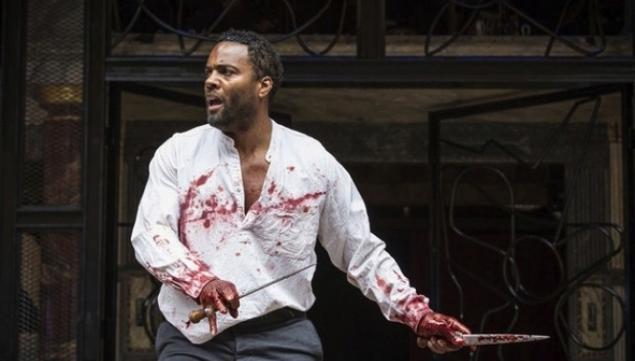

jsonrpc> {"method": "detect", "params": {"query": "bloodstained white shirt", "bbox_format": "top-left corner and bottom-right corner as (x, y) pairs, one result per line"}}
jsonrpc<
(131, 120), (430, 344)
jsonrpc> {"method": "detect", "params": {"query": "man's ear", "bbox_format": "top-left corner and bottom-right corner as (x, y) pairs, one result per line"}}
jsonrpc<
(258, 76), (273, 99)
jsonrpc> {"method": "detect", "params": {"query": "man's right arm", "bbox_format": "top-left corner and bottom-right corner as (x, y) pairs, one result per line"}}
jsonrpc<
(130, 138), (216, 299)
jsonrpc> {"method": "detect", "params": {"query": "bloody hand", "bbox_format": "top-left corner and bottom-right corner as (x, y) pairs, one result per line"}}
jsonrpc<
(416, 312), (471, 353)
(198, 278), (240, 335)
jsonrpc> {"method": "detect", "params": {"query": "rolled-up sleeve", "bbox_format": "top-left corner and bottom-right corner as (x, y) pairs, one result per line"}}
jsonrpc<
(131, 137), (216, 299)
(317, 155), (432, 331)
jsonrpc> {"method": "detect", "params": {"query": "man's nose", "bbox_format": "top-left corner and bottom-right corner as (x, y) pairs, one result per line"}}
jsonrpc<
(205, 72), (220, 89)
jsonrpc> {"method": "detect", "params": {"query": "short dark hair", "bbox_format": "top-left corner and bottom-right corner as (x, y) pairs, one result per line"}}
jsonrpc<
(216, 29), (284, 103)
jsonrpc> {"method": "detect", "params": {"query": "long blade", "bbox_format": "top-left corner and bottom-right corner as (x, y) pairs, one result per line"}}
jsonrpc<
(240, 263), (316, 299)
(461, 333), (550, 346)
(188, 263), (317, 323)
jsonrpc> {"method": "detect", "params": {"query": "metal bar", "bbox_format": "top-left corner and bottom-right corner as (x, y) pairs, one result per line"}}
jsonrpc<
(0, 0), (26, 359)
(79, 0), (108, 360)
(16, 207), (83, 228)
(621, 83), (634, 361)
(632, 0), (635, 57)
(106, 56), (635, 87)
(432, 85), (622, 120)
(104, 83), (122, 361)
(428, 114), (441, 311)
(357, 0), (385, 59)
(122, 82), (203, 107)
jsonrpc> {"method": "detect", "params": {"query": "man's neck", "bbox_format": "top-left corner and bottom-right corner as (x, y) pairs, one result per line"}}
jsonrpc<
(226, 112), (272, 158)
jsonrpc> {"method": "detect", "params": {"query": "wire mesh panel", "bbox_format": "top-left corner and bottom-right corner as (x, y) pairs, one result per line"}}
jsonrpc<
(23, 0), (84, 206)
(17, 231), (81, 361)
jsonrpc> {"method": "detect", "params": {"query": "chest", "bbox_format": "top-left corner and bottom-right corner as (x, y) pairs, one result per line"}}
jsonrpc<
(241, 157), (269, 211)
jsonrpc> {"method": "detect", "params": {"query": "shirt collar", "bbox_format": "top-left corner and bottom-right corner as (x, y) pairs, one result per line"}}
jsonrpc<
(215, 119), (278, 163)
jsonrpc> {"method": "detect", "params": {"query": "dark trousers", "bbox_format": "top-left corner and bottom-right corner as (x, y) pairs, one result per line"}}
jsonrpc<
(156, 308), (323, 361)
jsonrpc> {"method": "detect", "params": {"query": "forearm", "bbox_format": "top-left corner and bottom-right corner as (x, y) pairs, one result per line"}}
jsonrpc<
(346, 235), (432, 331)
(132, 224), (216, 298)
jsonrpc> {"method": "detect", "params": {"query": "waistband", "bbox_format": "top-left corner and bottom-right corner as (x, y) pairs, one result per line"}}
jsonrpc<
(231, 307), (306, 333)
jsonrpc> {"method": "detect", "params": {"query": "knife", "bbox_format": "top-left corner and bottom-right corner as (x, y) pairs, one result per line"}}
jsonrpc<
(189, 263), (317, 323)
(460, 333), (550, 346)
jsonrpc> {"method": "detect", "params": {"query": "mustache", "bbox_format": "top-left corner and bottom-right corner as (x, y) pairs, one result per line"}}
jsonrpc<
(206, 93), (225, 102)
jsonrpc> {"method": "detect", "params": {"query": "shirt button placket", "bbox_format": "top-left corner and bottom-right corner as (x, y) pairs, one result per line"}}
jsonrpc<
(233, 169), (241, 192)
(230, 153), (241, 190)
(229, 154), (244, 218)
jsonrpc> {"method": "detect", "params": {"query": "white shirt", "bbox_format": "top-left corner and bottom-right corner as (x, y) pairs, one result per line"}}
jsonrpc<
(131, 120), (430, 344)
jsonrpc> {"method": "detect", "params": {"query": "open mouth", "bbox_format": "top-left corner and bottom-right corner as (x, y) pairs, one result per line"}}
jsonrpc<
(207, 96), (224, 112)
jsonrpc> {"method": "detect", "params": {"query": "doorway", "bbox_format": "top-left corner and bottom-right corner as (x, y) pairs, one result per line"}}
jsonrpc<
(107, 84), (629, 361)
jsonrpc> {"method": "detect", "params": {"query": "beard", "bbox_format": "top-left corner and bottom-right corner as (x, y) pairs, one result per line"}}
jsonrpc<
(206, 91), (258, 132)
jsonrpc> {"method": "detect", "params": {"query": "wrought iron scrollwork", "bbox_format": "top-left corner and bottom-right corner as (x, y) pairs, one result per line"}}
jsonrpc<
(111, 0), (349, 56)
(425, 0), (609, 57)
(438, 96), (625, 360)
(111, 0), (621, 57)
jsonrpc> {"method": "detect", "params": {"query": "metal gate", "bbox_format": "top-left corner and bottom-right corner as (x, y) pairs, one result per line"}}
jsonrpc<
(428, 86), (632, 360)
(1, 0), (109, 360)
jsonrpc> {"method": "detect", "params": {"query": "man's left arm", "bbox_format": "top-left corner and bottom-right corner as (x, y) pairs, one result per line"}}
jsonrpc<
(316, 155), (469, 352)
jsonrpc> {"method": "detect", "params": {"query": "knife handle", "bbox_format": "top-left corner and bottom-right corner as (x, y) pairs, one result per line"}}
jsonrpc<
(189, 306), (213, 323)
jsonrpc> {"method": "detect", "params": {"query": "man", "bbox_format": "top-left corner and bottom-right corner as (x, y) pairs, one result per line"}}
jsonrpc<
(131, 29), (470, 360)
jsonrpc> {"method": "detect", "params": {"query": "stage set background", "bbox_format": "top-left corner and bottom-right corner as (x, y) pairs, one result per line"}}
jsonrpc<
(1, 1), (635, 361)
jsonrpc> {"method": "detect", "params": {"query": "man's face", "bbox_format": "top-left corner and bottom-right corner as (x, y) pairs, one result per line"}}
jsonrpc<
(204, 42), (260, 132)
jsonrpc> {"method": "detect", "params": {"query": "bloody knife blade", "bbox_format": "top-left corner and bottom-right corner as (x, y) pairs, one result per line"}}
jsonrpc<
(460, 333), (550, 346)
(189, 263), (316, 323)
